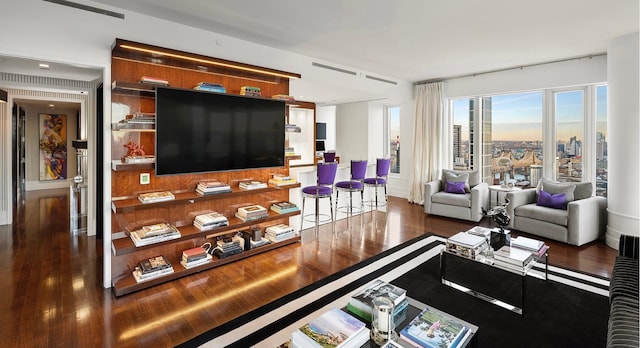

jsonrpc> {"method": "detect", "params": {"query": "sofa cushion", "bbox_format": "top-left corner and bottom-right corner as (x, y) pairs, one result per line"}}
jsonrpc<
(445, 181), (466, 194)
(515, 203), (569, 226)
(442, 169), (480, 192)
(537, 190), (567, 209)
(573, 182), (593, 200)
(431, 191), (472, 208)
(538, 179), (576, 202)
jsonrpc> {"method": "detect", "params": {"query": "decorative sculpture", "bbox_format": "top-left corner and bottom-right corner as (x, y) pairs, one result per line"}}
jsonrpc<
(482, 198), (511, 233)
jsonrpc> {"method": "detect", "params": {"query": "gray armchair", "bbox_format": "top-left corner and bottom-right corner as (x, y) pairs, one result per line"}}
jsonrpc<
(505, 180), (607, 246)
(424, 169), (489, 222)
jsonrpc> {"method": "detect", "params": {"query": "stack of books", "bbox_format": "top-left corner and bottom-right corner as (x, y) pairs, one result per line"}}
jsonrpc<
(193, 212), (229, 231)
(193, 82), (226, 93)
(196, 181), (232, 195)
(446, 232), (488, 259)
(132, 255), (174, 283)
(240, 86), (261, 97)
(180, 246), (212, 268)
(284, 147), (296, 156)
(268, 174), (298, 187)
(140, 76), (169, 86)
(270, 201), (299, 214)
(250, 236), (270, 249)
(138, 191), (175, 204)
(212, 237), (243, 259)
(265, 224), (296, 242)
(239, 181), (268, 190)
(129, 222), (181, 247)
(291, 307), (370, 348)
(235, 205), (268, 222)
(399, 305), (471, 348)
(493, 246), (534, 269)
(285, 124), (301, 132)
(347, 279), (409, 325)
(511, 236), (549, 257)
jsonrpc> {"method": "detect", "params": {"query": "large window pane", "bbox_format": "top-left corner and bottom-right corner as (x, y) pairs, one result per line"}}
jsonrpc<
(387, 106), (400, 174)
(489, 92), (543, 187)
(554, 90), (584, 182)
(596, 85), (607, 196)
(452, 98), (473, 170)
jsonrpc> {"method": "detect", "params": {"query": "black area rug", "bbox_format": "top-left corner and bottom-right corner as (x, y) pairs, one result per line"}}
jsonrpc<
(391, 256), (610, 348)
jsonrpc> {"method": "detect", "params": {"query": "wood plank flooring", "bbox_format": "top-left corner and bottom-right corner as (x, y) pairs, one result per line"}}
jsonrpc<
(0, 188), (617, 347)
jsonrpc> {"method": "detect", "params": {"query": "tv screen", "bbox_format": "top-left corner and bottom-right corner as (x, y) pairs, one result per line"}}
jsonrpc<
(155, 87), (285, 176)
(316, 122), (327, 140)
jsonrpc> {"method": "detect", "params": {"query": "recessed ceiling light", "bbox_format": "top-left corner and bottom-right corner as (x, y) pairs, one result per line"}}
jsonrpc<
(39, 63), (50, 69)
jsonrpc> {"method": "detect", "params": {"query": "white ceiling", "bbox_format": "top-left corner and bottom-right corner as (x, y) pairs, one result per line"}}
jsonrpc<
(2, 0), (638, 104)
(90, 0), (638, 83)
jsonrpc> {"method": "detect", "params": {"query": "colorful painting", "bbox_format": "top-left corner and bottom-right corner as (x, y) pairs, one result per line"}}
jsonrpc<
(39, 114), (67, 181)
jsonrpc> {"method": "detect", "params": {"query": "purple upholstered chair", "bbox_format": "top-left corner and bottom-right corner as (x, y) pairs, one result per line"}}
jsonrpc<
(300, 162), (338, 236)
(323, 151), (336, 163)
(364, 158), (391, 211)
(335, 160), (368, 218)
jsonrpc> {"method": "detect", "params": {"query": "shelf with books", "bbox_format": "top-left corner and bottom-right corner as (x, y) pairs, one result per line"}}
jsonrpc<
(111, 183), (301, 214)
(112, 235), (300, 297)
(111, 209), (301, 256)
(111, 80), (157, 98)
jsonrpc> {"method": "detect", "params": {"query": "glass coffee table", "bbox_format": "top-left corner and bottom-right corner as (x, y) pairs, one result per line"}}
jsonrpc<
(440, 236), (548, 315)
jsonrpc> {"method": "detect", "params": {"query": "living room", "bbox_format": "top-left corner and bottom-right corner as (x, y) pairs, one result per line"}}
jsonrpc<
(0, 1), (638, 347)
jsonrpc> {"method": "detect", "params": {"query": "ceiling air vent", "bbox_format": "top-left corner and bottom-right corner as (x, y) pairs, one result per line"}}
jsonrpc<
(43, 0), (125, 19)
(365, 75), (398, 85)
(312, 62), (357, 76)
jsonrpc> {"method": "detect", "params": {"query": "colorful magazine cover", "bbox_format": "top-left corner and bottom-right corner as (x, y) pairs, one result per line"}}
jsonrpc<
(400, 306), (468, 348)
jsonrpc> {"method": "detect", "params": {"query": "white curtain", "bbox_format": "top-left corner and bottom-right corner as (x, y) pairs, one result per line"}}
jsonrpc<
(408, 82), (448, 204)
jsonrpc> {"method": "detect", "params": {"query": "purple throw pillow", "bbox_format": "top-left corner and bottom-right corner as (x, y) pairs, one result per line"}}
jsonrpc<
(537, 190), (567, 209)
(445, 181), (466, 194)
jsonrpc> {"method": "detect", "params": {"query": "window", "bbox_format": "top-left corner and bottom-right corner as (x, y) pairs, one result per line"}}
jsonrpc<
(554, 89), (584, 182)
(449, 84), (603, 191)
(386, 106), (401, 174)
(595, 85), (608, 196)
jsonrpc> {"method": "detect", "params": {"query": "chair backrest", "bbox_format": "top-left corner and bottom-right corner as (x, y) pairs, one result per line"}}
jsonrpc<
(350, 160), (368, 180)
(317, 162), (338, 186)
(323, 151), (336, 163)
(375, 158), (391, 178)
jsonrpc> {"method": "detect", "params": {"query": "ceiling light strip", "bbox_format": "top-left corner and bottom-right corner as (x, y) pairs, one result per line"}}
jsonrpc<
(120, 44), (299, 80)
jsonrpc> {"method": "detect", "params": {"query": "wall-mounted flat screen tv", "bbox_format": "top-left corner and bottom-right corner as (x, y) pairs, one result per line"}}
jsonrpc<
(155, 87), (285, 176)
(316, 122), (327, 140)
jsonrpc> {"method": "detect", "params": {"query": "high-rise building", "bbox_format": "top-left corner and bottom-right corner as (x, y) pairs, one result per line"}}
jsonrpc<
(530, 164), (543, 188)
(481, 97), (492, 183)
(453, 124), (462, 164)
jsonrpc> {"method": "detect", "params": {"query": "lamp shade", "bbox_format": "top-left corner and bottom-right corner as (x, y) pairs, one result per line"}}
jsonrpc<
(0, 89), (7, 103)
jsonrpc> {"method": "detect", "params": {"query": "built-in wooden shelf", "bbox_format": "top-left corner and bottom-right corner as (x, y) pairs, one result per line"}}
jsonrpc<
(110, 160), (155, 171)
(112, 235), (301, 297)
(111, 123), (155, 131)
(111, 209), (301, 256)
(111, 80), (157, 98)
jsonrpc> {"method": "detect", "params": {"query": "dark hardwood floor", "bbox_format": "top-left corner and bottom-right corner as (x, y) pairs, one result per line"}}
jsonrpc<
(0, 188), (617, 347)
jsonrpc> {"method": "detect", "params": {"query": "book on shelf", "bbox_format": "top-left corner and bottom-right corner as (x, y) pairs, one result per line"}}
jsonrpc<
(239, 181), (268, 190)
(249, 237), (270, 249)
(138, 191), (175, 204)
(193, 212), (229, 231)
(237, 205), (269, 219)
(268, 177), (298, 187)
(181, 245), (210, 263)
(196, 181), (232, 195)
(270, 201), (300, 214)
(129, 223), (181, 247)
(399, 305), (469, 348)
(240, 86), (261, 97)
(180, 254), (213, 269)
(290, 307), (369, 348)
(493, 246), (534, 266)
(133, 255), (174, 283)
(285, 124), (301, 132)
(193, 82), (226, 93)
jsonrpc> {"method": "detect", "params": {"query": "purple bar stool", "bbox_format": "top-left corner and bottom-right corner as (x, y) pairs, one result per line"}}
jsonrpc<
(323, 151), (336, 163)
(364, 158), (391, 211)
(335, 160), (368, 219)
(300, 162), (338, 237)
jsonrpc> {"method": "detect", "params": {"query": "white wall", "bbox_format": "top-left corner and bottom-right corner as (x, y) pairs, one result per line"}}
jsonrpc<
(336, 102), (369, 162)
(606, 32), (640, 248)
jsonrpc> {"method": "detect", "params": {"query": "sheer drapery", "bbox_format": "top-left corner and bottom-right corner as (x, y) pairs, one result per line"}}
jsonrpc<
(408, 82), (448, 204)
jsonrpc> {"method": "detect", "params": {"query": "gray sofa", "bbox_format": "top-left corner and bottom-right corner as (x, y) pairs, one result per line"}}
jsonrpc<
(424, 169), (489, 222)
(607, 234), (639, 348)
(505, 180), (606, 246)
